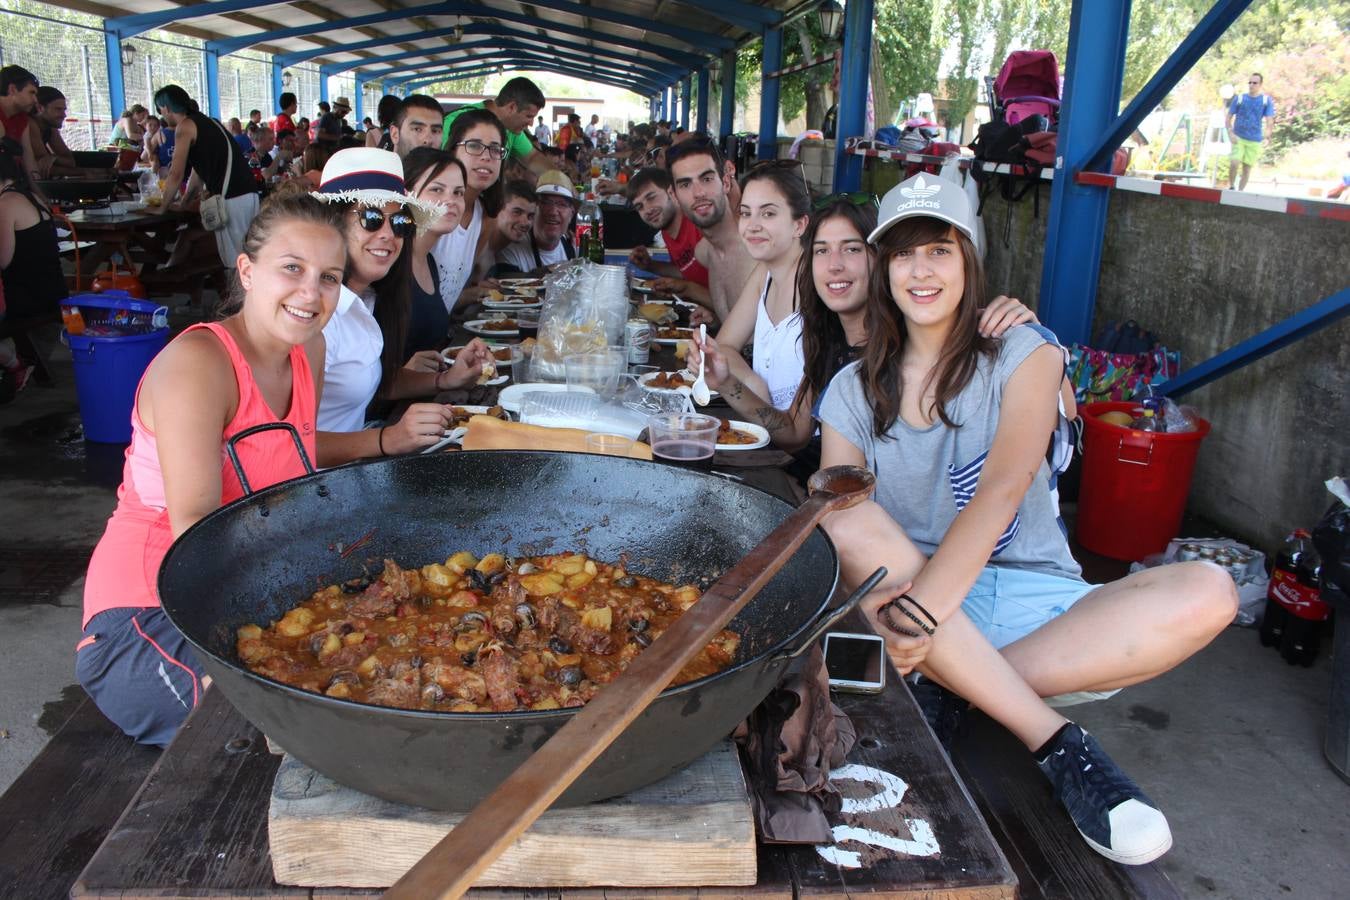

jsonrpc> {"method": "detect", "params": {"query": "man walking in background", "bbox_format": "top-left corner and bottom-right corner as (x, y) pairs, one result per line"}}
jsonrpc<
(534, 115), (551, 147)
(1225, 72), (1275, 191)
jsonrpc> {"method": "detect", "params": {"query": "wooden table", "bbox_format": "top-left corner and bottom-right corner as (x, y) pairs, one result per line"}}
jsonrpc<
(71, 611), (1016, 899)
(61, 206), (188, 286)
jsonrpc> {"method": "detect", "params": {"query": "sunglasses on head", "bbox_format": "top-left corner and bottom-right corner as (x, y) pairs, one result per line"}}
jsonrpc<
(812, 191), (878, 212)
(749, 158), (803, 173)
(357, 207), (415, 238)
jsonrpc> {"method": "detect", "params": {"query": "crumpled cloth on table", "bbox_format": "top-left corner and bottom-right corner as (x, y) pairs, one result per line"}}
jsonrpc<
(733, 642), (856, 844)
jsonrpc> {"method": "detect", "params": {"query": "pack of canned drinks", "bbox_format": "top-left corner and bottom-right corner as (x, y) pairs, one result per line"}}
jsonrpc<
(1130, 537), (1268, 626)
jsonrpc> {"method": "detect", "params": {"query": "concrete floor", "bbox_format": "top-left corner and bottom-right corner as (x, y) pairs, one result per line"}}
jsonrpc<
(1, 349), (1347, 899)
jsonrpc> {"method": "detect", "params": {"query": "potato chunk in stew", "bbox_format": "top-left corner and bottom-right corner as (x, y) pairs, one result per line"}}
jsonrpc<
(236, 553), (740, 713)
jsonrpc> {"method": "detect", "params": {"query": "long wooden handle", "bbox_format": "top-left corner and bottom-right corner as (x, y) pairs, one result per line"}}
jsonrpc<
(383, 467), (873, 899)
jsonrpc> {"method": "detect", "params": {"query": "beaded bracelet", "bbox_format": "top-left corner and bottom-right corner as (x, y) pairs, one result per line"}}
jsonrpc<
(877, 593), (937, 638)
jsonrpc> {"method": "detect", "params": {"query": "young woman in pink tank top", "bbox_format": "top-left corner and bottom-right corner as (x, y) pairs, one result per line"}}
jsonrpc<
(78, 185), (348, 747)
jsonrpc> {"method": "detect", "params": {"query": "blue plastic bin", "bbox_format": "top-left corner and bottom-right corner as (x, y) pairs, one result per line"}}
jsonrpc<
(63, 291), (170, 443)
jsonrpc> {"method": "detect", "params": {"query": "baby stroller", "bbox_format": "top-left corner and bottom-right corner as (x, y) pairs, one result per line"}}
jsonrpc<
(986, 50), (1061, 130)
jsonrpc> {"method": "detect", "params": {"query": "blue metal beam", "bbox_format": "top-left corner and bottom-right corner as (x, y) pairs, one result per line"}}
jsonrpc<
(696, 67), (710, 133)
(720, 51), (735, 137)
(328, 37), (671, 84)
(375, 49), (664, 95)
(1160, 289), (1350, 398)
(216, 3), (708, 68)
(400, 61), (644, 97)
(208, 5), (445, 56)
(1085, 0), (1254, 171)
(522, 0), (732, 51)
(108, 0), (290, 36)
(281, 23), (684, 79)
(680, 78), (691, 130)
(757, 27), (783, 160)
(672, 0), (781, 30)
(203, 50), (222, 118)
(387, 50), (661, 92)
(104, 34), (126, 125)
(354, 78), (365, 123)
(1036, 0), (1130, 346)
(833, 0), (873, 191)
(271, 60), (284, 112)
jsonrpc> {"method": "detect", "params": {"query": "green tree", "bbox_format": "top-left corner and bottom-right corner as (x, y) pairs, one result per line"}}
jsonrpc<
(424, 74), (489, 96)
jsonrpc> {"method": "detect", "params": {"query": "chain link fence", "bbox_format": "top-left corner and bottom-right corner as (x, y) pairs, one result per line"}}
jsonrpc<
(125, 34), (205, 119)
(0, 0), (110, 150)
(219, 53), (272, 124)
(293, 65), (322, 126)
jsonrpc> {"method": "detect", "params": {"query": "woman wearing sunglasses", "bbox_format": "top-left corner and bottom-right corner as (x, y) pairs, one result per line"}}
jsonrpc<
(431, 109), (508, 312)
(312, 148), (491, 466)
(690, 190), (1038, 455)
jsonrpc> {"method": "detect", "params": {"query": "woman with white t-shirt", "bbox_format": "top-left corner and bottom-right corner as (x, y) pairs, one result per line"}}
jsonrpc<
(432, 108), (506, 313)
(698, 161), (810, 412)
(311, 148), (491, 466)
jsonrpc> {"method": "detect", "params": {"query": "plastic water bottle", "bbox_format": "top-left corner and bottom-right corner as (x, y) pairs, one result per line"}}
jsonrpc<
(1129, 406), (1164, 432)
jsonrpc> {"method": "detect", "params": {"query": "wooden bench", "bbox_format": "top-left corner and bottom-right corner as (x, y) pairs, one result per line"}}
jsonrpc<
(0, 680), (1179, 899)
(0, 694), (158, 899)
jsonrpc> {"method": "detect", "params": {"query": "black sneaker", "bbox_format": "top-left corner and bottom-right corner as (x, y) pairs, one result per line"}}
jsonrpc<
(1036, 723), (1172, 865)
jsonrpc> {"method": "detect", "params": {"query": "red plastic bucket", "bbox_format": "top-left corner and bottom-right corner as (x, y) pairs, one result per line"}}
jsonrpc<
(1076, 401), (1211, 561)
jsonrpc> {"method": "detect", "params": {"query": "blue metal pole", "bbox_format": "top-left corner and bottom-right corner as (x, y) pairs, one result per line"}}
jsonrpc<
(103, 32), (127, 126)
(354, 78), (365, 125)
(696, 67), (710, 133)
(680, 77), (691, 130)
(319, 72), (329, 106)
(1036, 0), (1131, 346)
(204, 49), (221, 119)
(1087, 0), (1253, 170)
(832, 0), (874, 191)
(271, 60), (285, 113)
(720, 50), (735, 136)
(1159, 289), (1350, 398)
(757, 27), (782, 160)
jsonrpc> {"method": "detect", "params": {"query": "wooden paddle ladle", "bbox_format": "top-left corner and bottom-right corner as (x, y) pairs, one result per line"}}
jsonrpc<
(382, 465), (879, 899)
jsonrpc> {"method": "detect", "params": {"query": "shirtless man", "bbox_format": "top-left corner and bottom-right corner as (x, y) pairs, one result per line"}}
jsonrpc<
(665, 138), (758, 324)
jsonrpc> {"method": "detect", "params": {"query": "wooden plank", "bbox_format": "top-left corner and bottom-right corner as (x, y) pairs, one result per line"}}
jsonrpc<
(71, 687), (305, 899)
(765, 612), (1018, 900)
(951, 711), (1181, 900)
(269, 741), (756, 889)
(0, 695), (158, 900)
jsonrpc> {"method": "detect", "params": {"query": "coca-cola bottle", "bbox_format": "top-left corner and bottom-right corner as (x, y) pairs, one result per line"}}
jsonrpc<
(1262, 530), (1308, 647)
(1279, 535), (1327, 667)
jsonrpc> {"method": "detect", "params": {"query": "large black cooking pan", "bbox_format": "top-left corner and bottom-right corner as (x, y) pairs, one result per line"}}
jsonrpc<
(159, 447), (853, 811)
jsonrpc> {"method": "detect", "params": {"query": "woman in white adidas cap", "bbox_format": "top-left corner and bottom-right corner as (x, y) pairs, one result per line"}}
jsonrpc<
(814, 173), (1237, 867)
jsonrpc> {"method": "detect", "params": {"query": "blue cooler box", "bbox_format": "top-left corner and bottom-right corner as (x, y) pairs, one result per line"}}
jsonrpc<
(63, 291), (170, 443)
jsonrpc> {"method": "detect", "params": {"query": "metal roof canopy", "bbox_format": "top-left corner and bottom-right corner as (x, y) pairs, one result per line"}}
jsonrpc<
(93, 0), (811, 139)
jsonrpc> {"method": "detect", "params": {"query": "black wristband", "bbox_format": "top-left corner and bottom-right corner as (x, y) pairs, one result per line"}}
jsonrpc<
(377, 426), (387, 457)
(899, 592), (939, 630)
(877, 596), (936, 638)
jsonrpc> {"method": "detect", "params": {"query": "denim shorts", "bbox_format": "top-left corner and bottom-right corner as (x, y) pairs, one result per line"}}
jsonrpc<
(962, 566), (1119, 706)
(75, 607), (206, 748)
(961, 565), (1097, 649)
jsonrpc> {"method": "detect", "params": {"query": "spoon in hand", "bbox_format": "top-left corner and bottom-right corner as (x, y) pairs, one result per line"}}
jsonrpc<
(691, 324), (711, 406)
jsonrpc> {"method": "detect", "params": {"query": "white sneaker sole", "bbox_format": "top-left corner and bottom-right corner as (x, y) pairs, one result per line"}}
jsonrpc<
(1081, 829), (1173, 866)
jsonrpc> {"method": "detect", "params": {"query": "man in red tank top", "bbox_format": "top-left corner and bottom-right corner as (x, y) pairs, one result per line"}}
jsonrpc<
(0, 65), (41, 182)
(626, 166), (712, 282)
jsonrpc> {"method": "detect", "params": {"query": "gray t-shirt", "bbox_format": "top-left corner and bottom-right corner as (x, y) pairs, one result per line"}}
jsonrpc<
(818, 324), (1081, 581)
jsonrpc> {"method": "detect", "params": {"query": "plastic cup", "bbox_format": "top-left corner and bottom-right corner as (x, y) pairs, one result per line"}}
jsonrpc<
(585, 433), (635, 456)
(647, 412), (718, 470)
(565, 349), (625, 396)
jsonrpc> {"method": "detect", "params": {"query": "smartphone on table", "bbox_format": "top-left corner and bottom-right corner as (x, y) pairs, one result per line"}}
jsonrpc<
(823, 631), (886, 694)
